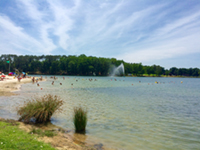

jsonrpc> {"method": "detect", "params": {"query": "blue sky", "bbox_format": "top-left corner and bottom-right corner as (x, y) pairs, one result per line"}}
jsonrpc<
(0, 0), (200, 69)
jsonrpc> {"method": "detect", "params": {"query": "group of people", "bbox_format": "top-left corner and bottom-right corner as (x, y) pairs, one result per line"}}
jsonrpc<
(32, 76), (43, 86)
(17, 73), (28, 82)
(0, 73), (5, 81)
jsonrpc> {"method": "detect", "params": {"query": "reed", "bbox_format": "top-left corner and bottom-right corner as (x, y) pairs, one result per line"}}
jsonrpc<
(17, 94), (63, 123)
(73, 106), (88, 133)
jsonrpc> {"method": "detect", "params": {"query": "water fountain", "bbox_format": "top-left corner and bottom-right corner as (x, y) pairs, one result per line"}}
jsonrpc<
(110, 63), (125, 76)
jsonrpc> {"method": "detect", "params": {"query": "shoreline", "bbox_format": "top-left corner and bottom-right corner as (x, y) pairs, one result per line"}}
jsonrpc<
(0, 76), (111, 150)
(0, 117), (104, 150)
(0, 76), (32, 96)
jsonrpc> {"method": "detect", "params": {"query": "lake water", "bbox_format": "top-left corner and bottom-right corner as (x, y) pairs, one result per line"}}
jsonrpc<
(0, 76), (200, 150)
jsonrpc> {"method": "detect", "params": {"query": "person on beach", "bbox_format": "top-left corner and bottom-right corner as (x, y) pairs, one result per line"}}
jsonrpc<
(17, 76), (21, 82)
(52, 81), (54, 85)
(32, 77), (35, 83)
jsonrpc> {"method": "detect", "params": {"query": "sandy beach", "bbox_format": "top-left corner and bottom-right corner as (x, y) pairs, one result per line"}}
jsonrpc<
(0, 76), (32, 96)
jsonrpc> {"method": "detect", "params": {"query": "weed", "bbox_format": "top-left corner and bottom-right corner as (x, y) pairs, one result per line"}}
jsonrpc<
(29, 128), (56, 137)
(73, 106), (87, 133)
(17, 94), (63, 123)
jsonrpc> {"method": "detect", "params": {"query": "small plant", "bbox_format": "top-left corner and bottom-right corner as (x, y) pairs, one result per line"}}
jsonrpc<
(29, 128), (56, 137)
(30, 128), (43, 135)
(43, 130), (56, 137)
(73, 106), (88, 133)
(17, 94), (63, 123)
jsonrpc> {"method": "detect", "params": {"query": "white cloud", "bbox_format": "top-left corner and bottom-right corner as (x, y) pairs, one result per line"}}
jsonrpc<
(0, 0), (199, 68)
(0, 14), (55, 54)
(118, 31), (200, 63)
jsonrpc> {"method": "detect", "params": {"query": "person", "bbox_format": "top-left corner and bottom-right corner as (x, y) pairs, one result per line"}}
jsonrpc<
(32, 77), (35, 83)
(18, 75), (21, 82)
(52, 81), (54, 85)
(60, 83), (62, 85)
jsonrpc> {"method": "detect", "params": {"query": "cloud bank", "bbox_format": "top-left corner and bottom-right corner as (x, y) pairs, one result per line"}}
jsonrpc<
(0, 0), (200, 68)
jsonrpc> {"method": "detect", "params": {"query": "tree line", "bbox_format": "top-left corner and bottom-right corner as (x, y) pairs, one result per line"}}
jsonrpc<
(0, 54), (199, 77)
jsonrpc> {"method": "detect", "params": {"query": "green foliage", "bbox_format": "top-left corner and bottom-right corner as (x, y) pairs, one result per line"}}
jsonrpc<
(29, 128), (56, 137)
(0, 54), (200, 77)
(73, 107), (88, 133)
(17, 94), (63, 123)
(0, 120), (55, 150)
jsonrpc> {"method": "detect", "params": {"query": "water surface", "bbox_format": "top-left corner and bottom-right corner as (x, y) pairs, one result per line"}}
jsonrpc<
(0, 76), (200, 150)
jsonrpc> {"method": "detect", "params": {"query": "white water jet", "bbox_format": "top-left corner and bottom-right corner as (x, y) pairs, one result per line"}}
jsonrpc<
(110, 63), (125, 76)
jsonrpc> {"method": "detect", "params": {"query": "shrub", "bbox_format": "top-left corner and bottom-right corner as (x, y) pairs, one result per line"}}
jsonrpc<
(17, 94), (63, 123)
(73, 106), (87, 133)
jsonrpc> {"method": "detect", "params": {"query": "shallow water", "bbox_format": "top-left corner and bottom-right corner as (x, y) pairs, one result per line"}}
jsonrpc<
(0, 76), (200, 150)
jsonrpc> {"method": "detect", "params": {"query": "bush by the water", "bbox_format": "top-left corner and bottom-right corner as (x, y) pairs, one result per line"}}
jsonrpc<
(73, 106), (88, 133)
(17, 94), (63, 123)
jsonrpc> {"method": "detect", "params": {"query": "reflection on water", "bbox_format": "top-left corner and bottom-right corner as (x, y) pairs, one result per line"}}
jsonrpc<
(0, 76), (200, 150)
(72, 132), (88, 145)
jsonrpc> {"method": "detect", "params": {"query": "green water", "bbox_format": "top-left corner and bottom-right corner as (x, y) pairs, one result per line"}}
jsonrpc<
(0, 76), (200, 150)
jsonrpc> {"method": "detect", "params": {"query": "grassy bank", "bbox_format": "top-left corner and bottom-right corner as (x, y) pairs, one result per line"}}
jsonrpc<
(0, 119), (55, 150)
(0, 118), (104, 150)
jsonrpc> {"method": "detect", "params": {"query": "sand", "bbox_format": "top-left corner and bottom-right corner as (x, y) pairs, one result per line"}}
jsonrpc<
(0, 75), (32, 96)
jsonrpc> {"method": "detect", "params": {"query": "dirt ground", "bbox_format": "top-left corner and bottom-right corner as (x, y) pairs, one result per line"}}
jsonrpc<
(0, 118), (107, 150)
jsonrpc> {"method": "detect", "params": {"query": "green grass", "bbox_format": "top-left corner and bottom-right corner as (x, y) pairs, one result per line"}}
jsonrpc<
(29, 128), (56, 137)
(73, 106), (88, 133)
(17, 94), (63, 123)
(0, 120), (55, 150)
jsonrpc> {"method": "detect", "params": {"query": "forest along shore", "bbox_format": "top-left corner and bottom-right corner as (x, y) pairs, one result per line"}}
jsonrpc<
(0, 76), (32, 96)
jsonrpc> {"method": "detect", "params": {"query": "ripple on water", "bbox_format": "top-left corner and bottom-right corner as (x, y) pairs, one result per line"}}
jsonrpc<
(0, 76), (200, 150)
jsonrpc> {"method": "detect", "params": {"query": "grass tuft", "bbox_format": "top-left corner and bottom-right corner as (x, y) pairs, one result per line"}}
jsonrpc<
(17, 94), (63, 123)
(29, 128), (56, 137)
(73, 106), (87, 133)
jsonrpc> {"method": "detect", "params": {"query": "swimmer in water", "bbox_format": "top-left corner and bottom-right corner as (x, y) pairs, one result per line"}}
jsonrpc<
(60, 83), (62, 85)
(52, 81), (54, 85)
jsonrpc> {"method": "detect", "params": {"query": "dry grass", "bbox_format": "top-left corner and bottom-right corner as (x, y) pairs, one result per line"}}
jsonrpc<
(17, 94), (63, 123)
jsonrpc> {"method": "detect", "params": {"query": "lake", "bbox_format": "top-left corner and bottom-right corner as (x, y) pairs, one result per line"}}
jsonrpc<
(0, 76), (200, 150)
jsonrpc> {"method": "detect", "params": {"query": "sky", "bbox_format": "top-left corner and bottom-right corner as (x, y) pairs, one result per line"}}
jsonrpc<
(0, 0), (200, 69)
